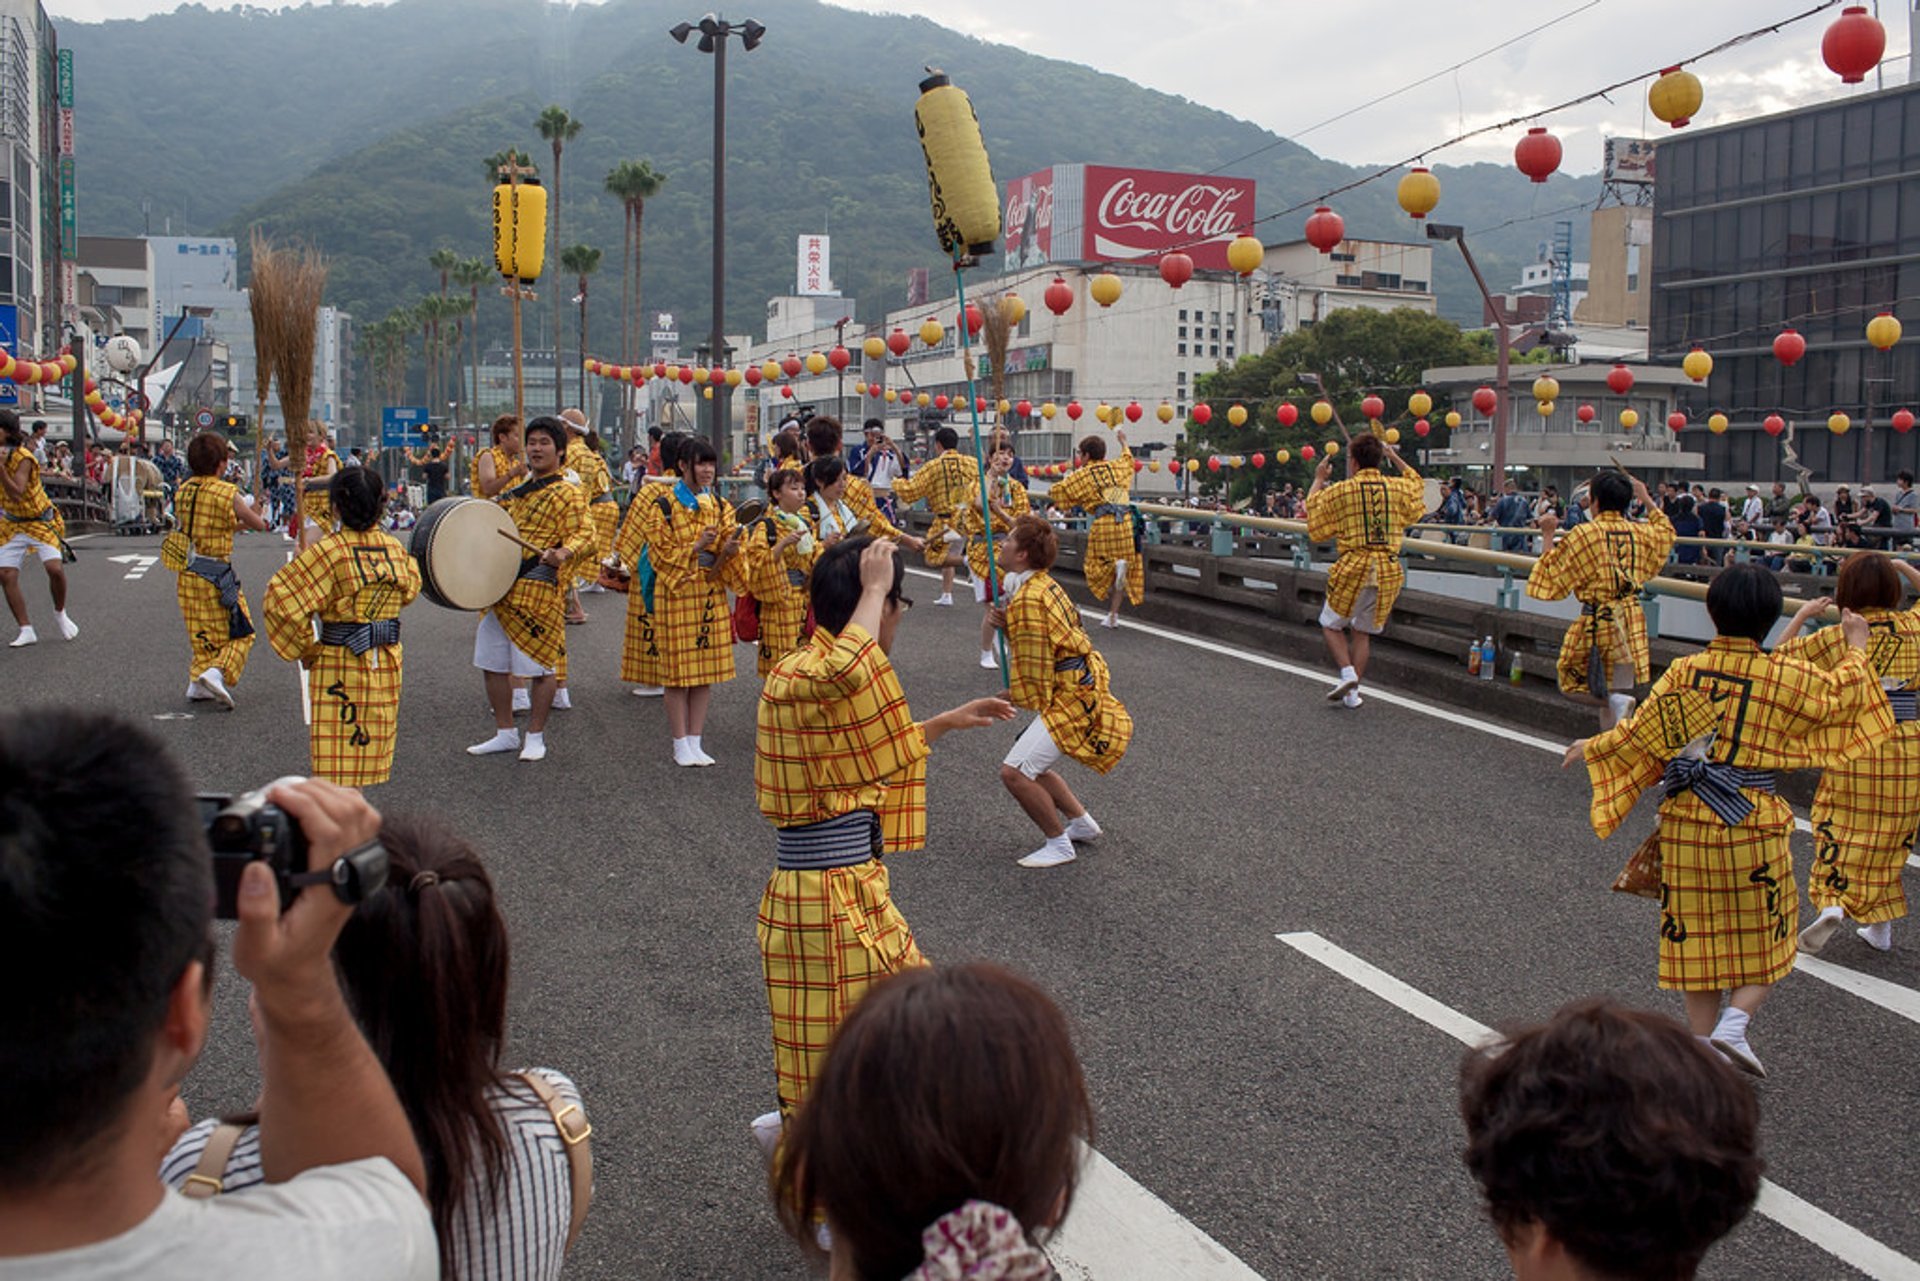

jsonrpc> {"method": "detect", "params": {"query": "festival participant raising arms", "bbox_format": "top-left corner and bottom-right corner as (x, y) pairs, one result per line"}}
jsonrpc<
(172, 430), (271, 707)
(296, 424), (341, 550)
(1304, 432), (1425, 708)
(1565, 564), (1893, 1077)
(0, 409), (76, 648)
(884, 425), (979, 606)
(472, 415), (528, 502)
(468, 416), (592, 763)
(1529, 468), (1676, 730)
(753, 539), (1014, 1141)
(1044, 426), (1140, 629)
(955, 432), (1030, 668)
(636, 434), (741, 767)
(1776, 551), (1920, 955)
(263, 468), (422, 786)
(803, 415), (924, 551)
(742, 466), (818, 677)
(611, 430), (689, 699)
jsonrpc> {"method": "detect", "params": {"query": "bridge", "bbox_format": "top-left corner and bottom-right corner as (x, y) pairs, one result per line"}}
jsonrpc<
(19, 524), (1919, 1279)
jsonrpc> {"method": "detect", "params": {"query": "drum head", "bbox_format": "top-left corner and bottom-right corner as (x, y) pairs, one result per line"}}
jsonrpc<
(412, 497), (524, 610)
(734, 497), (767, 526)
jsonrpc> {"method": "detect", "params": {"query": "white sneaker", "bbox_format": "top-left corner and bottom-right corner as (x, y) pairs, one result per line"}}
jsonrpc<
(1798, 905), (1845, 955)
(197, 667), (235, 709)
(511, 688), (531, 713)
(935, 592), (954, 606)
(467, 729), (521, 756)
(1343, 690), (1363, 709)
(551, 687), (572, 711)
(1017, 837), (1077, 869)
(750, 1109), (784, 1160)
(1857, 921), (1894, 951)
(1064, 813), (1102, 842)
(979, 650), (998, 669)
(55, 612), (78, 641)
(1327, 674), (1359, 702)
(519, 732), (547, 762)
(631, 684), (665, 698)
(9, 626), (36, 648)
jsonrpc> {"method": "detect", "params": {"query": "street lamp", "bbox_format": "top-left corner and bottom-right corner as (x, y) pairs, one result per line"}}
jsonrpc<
(670, 12), (766, 459)
(1428, 222), (1511, 489)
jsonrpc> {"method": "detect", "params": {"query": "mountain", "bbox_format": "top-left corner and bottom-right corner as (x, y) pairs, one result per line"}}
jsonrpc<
(63, 0), (1595, 399)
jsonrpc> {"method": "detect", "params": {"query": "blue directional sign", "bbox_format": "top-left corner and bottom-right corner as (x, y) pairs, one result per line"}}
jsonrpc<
(380, 405), (431, 448)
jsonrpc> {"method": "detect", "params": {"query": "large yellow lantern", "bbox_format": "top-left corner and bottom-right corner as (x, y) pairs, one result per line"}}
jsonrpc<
(1226, 234), (1264, 276)
(1868, 311), (1903, 351)
(1095, 402), (1113, 424)
(863, 335), (887, 359)
(804, 351), (828, 376)
(914, 71), (1001, 257)
(1274, 448), (1290, 464)
(884, 389), (898, 403)
(997, 398), (1011, 415)
(1397, 167), (1440, 220)
(1385, 427), (1401, 445)
(915, 392), (931, 408)
(1408, 390), (1432, 418)
(1681, 346), (1713, 382)
(919, 317), (945, 347)
(492, 179), (548, 282)
(1156, 402), (1175, 424)
(1531, 374), (1560, 402)
(1649, 66), (1703, 129)
(1536, 399), (1556, 417)
(1089, 270), (1123, 308)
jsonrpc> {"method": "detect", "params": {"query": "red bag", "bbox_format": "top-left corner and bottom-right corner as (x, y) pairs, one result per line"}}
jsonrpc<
(732, 593), (761, 644)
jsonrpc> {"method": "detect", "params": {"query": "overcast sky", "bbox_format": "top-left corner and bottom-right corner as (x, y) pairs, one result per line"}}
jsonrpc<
(46, 0), (1912, 172)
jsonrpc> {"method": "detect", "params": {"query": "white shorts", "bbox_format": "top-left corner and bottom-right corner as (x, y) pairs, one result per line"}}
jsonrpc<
(972, 571), (994, 604)
(0, 533), (60, 570)
(1002, 716), (1064, 780)
(473, 611), (554, 677)
(1319, 586), (1382, 635)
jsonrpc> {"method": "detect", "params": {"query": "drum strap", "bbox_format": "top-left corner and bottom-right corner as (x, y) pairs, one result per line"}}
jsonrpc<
(506, 473), (564, 502)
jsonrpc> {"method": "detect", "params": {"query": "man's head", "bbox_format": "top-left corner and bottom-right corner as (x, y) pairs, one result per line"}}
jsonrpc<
(1589, 471), (1632, 514)
(1746, 484), (1759, 498)
(1001, 514), (1059, 573)
(1901, 470), (1914, 490)
(934, 427), (959, 453)
(560, 407), (587, 434)
(1460, 998), (1759, 1281)
(1350, 434), (1384, 471)
(522, 416), (567, 472)
(862, 418), (885, 444)
(806, 415), (845, 461)
(1772, 481), (1786, 496)
(647, 426), (663, 445)
(1707, 488), (1722, 500)
(490, 414), (521, 449)
(1706, 563), (1783, 643)
(1076, 434), (1108, 464)
(810, 536), (911, 652)
(29, 421), (45, 438)
(158, 439), (175, 456)
(1503, 479), (1518, 494)
(0, 709), (214, 1192)
(186, 431), (228, 478)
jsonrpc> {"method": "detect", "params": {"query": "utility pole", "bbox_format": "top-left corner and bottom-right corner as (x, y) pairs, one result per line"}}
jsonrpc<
(1430, 223), (1511, 489)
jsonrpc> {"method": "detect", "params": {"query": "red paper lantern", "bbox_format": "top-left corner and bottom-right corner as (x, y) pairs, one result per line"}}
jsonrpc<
(653, 362), (668, 378)
(1276, 402), (1298, 427)
(1360, 395), (1385, 421)
(1895, 409), (1917, 433)
(1207, 456), (1222, 473)
(1158, 252), (1194, 290)
(1132, 459), (1144, 473)
(1044, 276), (1074, 317)
(1015, 399), (1032, 417)
(1303, 205), (1344, 255)
(1251, 452), (1266, 468)
(957, 303), (983, 337)
(1413, 418), (1431, 437)
(868, 383), (883, 398)
(1066, 401), (1083, 421)
(1667, 411), (1687, 432)
(1471, 386), (1498, 414)
(887, 328), (912, 357)
(934, 394), (950, 410)
(1300, 444), (1316, 461)
(1823, 6), (1886, 84)
(827, 345), (851, 371)
(1764, 414), (1786, 437)
(1513, 127), (1562, 183)
(1606, 364), (1634, 395)
(678, 366), (695, 384)
(777, 354), (800, 379)
(744, 365), (763, 386)
(781, 385), (794, 399)
(1773, 328), (1807, 366)
(1576, 404), (1595, 423)
(1125, 401), (1144, 423)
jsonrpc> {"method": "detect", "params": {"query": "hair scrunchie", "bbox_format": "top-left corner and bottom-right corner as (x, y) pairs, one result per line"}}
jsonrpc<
(906, 1200), (1052, 1281)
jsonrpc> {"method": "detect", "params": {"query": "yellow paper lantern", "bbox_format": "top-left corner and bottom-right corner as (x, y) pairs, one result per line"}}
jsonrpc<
(1707, 412), (1728, 434)
(491, 179), (548, 282)
(799, 352), (823, 376)
(1829, 412), (1851, 435)
(1226, 234), (1264, 276)
(1002, 293), (1026, 326)
(1274, 448), (1290, 464)
(1408, 390), (1432, 418)
(1311, 400), (1333, 426)
(854, 381), (869, 395)
(953, 395), (969, 410)
(1227, 404), (1248, 427)
(1325, 441), (1340, 456)
(1148, 460), (1161, 473)
(1531, 374), (1560, 402)
(863, 335), (887, 359)
(761, 360), (782, 383)
(916, 392), (931, 408)
(1040, 401), (1057, 420)
(885, 389), (899, 403)
(1396, 167), (1440, 220)
(1536, 399), (1555, 417)
(1385, 427), (1401, 444)
(703, 386), (713, 399)
(1186, 458), (1199, 473)
(1444, 411), (1461, 429)
(1089, 270), (1123, 308)
(1619, 408), (1640, 429)
(690, 366), (709, 384)
(1868, 312), (1903, 351)
(725, 368), (742, 387)
(665, 364), (681, 381)
(1681, 346), (1713, 382)
(914, 72), (1002, 257)
(1649, 66), (1703, 129)
(920, 317), (945, 347)
(997, 398), (1011, 414)
(1157, 402), (1175, 424)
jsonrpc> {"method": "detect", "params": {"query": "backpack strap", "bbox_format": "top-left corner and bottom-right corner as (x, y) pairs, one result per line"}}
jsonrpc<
(516, 1071), (592, 1252)
(179, 1122), (247, 1199)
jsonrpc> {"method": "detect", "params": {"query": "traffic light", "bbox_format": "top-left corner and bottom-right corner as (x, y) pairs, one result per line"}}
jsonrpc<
(223, 413), (249, 432)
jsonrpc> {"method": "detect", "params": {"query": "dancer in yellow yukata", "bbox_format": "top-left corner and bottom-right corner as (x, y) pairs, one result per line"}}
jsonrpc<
(988, 515), (1133, 869)
(884, 425), (979, 605)
(466, 416), (592, 763)
(579, 429), (619, 600)
(1566, 564), (1891, 1078)
(0, 410), (77, 648)
(1529, 469), (1675, 730)
(172, 432), (271, 708)
(263, 467), (421, 785)
(1775, 551), (1920, 955)
(295, 426), (340, 550)
(1303, 432), (1425, 708)
(751, 537), (1013, 1150)
(612, 430), (689, 700)
(559, 410), (598, 627)
(955, 433), (1030, 668)
(803, 416), (923, 551)
(636, 434), (742, 767)
(1045, 426), (1140, 628)
(742, 466), (818, 677)
(472, 414), (527, 501)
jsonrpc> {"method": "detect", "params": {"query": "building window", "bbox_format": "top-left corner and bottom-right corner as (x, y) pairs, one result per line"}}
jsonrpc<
(1405, 280), (1427, 292)
(1225, 345), (1235, 358)
(1210, 344), (1220, 357)
(1178, 309), (1187, 321)
(1210, 327), (1220, 340)
(1210, 312), (1220, 324)
(1331, 251), (1356, 263)
(1626, 243), (1641, 293)
(1177, 342), (1186, 356)
(1177, 325), (1186, 338)
(1336, 275), (1363, 287)
(1176, 371), (1187, 385)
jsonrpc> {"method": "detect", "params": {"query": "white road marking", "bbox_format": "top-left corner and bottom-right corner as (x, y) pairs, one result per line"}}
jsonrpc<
(1277, 931), (1920, 1281)
(108, 552), (157, 580)
(1049, 1147), (1264, 1281)
(1794, 953), (1920, 1027)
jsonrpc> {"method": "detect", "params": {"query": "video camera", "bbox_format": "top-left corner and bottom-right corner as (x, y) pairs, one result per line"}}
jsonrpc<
(199, 779), (390, 919)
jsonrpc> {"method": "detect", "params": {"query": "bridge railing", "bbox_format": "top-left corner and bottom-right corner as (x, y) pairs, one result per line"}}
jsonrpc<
(44, 474), (107, 528)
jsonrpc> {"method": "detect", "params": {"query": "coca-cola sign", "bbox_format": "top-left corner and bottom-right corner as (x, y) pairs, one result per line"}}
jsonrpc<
(1082, 165), (1255, 272)
(1003, 169), (1053, 267)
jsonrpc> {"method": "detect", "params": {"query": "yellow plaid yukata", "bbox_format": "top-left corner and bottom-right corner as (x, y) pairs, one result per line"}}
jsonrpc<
(264, 529), (421, 786)
(299, 449), (340, 529)
(635, 484), (740, 688)
(843, 473), (906, 542)
(562, 439), (603, 589)
(1583, 637), (1892, 990)
(1, 448), (65, 550)
(1779, 608), (1920, 925)
(1305, 465), (1426, 630)
(488, 474), (592, 672)
(1047, 447), (1143, 605)
(755, 623), (931, 1115)
(581, 449), (618, 583)
(173, 476), (255, 686)
(954, 477), (1030, 585)
(741, 512), (819, 676)
(471, 445), (519, 502)
(888, 450), (980, 567)
(1528, 511), (1675, 696)
(1007, 570), (1133, 774)
(613, 478), (672, 686)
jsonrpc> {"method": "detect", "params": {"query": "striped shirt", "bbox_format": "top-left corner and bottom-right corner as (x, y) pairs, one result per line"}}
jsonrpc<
(160, 1067), (585, 1281)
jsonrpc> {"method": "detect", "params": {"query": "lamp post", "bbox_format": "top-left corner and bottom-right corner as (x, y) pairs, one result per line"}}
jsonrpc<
(1428, 223), (1511, 489)
(670, 12), (766, 461)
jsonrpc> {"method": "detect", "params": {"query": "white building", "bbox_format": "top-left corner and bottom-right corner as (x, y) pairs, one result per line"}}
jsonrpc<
(1260, 237), (1438, 331)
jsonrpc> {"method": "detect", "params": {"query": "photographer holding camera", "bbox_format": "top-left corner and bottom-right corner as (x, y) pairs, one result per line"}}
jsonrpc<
(0, 708), (434, 1281)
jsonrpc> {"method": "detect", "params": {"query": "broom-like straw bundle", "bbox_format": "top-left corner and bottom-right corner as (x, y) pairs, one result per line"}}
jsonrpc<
(981, 295), (1013, 432)
(248, 230), (329, 462)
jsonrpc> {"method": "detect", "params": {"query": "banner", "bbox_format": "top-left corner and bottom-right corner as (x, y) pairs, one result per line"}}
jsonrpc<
(796, 235), (831, 296)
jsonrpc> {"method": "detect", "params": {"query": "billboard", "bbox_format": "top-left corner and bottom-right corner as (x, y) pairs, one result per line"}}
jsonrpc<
(1604, 138), (1656, 186)
(1080, 166), (1254, 271)
(797, 234), (831, 296)
(1003, 168), (1054, 267)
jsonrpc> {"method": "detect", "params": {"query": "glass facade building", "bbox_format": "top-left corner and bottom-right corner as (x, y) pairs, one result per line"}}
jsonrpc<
(1652, 80), (1920, 483)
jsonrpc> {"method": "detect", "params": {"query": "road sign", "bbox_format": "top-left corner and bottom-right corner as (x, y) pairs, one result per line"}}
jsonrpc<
(380, 406), (431, 448)
(195, 409), (214, 429)
(127, 390), (148, 412)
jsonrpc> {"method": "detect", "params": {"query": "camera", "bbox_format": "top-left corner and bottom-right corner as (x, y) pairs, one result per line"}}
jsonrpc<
(199, 780), (390, 919)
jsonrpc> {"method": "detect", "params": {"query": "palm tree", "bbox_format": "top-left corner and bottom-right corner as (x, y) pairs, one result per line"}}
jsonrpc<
(604, 158), (667, 450)
(535, 106), (582, 414)
(429, 246), (459, 300)
(454, 256), (492, 423)
(558, 244), (602, 409)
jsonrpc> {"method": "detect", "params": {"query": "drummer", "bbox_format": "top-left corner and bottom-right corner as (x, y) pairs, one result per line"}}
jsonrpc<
(467, 415), (593, 763)
(472, 414), (527, 501)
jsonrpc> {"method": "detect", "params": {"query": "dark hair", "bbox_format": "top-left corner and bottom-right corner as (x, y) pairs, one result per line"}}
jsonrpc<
(1350, 433), (1384, 470)
(1708, 488), (1723, 499)
(0, 709), (212, 1190)
(658, 431), (693, 475)
(767, 467), (804, 499)
(334, 815), (512, 1280)
(584, 430), (601, 452)
(1836, 550), (1902, 612)
(0, 407), (22, 445)
(1007, 513), (1058, 571)
(648, 425), (663, 443)
(1706, 563), (1782, 644)
(330, 466), (388, 531)
(1590, 471), (1632, 513)
(773, 964), (1092, 1281)
(1676, 494), (1696, 518)
(523, 416), (567, 455)
(675, 435), (718, 481)
(1901, 470), (1914, 486)
(771, 432), (803, 464)
(805, 455), (846, 497)
(934, 426), (959, 451)
(862, 418), (884, 434)
(186, 431), (228, 477)
(489, 414), (520, 445)
(806, 415), (845, 459)
(1460, 998), (1760, 1281)
(810, 535), (903, 633)
(1077, 434), (1107, 461)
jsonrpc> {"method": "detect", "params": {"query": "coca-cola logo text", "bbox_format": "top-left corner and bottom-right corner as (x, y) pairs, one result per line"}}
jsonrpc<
(1095, 177), (1243, 241)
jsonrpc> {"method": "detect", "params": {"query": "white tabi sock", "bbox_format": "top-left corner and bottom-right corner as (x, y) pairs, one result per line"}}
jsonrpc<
(467, 728), (520, 756)
(518, 731), (547, 762)
(55, 610), (77, 640)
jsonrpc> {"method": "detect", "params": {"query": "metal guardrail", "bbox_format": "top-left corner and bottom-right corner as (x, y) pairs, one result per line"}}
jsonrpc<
(44, 474), (107, 526)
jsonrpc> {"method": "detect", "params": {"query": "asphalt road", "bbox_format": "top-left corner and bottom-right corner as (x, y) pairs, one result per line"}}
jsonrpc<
(9, 528), (1918, 1279)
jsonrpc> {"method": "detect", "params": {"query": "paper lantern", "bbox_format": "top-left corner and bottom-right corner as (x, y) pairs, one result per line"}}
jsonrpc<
(1251, 452), (1266, 468)
(1649, 66), (1702, 129)
(828, 345), (852, 371)
(1606, 364), (1635, 395)
(919, 318), (944, 348)
(954, 395), (969, 411)
(653, 362), (668, 378)
(1002, 294), (1026, 325)
(916, 392), (931, 408)
(1576, 404), (1596, 423)
(1773, 328), (1807, 366)
(1829, 412), (1851, 435)
(854, 381), (868, 395)
(1159, 252), (1194, 289)
(1148, 460), (1161, 473)
(689, 366), (709, 384)
(584, 357), (600, 374)
(1472, 386), (1497, 414)
(1186, 458), (1199, 473)
(1132, 459), (1144, 474)
(1192, 403), (1212, 425)
(804, 352), (828, 375)
(1360, 395), (1385, 422)
(781, 386), (794, 399)
(1227, 234), (1264, 276)
(1044, 276), (1074, 316)
(868, 384), (884, 398)
(1277, 403), (1298, 427)
(678, 366), (695, 384)
(914, 72), (1001, 257)
(1300, 444), (1316, 461)
(1413, 418), (1431, 437)
(1089, 270), (1123, 308)
(1207, 456), (1222, 473)
(1325, 441), (1340, 456)
(863, 335), (887, 359)
(1155, 402), (1174, 424)
(933, 394), (950, 410)
(1125, 401), (1144, 423)
(1681, 346), (1713, 382)
(58, 353), (75, 375)
(491, 178), (548, 282)
(1667, 411), (1686, 432)
(1708, 412), (1729, 435)
(885, 389), (898, 403)
(887, 327), (912, 357)
(1385, 428), (1401, 445)
(1893, 409), (1915, 433)
(1444, 411), (1461, 429)
(1397, 167), (1440, 220)
(726, 368), (743, 388)
(781, 354), (804, 378)
(955, 303), (983, 338)
(1868, 312), (1902, 351)
(1041, 401), (1057, 420)
(702, 386), (713, 400)
(1537, 400), (1556, 417)
(1532, 375), (1560, 402)
(1620, 408), (1640, 429)
(744, 364), (764, 386)
(1304, 206), (1344, 254)
(1094, 403), (1111, 425)
(1227, 404), (1248, 427)
(1274, 448), (1291, 464)
(1764, 414), (1785, 437)
(1514, 127), (1562, 184)
(1823, 6), (1885, 85)
(1011, 399), (1031, 417)
(1311, 400), (1333, 426)
(1407, 390), (1432, 418)
(1066, 401), (1083, 421)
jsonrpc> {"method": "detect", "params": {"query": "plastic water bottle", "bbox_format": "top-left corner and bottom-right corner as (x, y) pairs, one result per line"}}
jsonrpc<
(1509, 651), (1524, 685)
(1479, 636), (1496, 680)
(1467, 639), (1482, 677)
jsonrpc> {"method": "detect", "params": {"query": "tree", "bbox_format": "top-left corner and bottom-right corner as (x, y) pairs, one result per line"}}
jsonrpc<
(604, 158), (667, 451)
(559, 244), (602, 409)
(428, 246), (459, 300)
(535, 106), (582, 414)
(453, 256), (492, 426)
